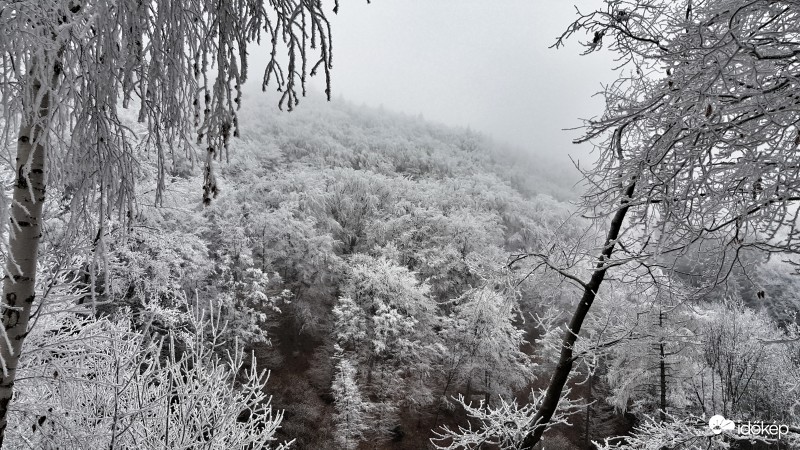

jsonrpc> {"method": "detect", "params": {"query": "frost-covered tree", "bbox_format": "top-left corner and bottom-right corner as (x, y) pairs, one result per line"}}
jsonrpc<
(332, 254), (440, 432)
(0, 0), (342, 441)
(592, 280), (699, 420)
(331, 358), (371, 450)
(507, 1), (800, 446)
(438, 286), (534, 407)
(690, 300), (800, 422)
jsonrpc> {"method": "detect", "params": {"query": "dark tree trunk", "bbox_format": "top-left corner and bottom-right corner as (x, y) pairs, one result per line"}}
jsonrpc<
(521, 181), (636, 449)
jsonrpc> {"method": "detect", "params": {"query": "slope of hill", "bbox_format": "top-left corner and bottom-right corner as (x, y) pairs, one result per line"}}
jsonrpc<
(112, 93), (583, 448)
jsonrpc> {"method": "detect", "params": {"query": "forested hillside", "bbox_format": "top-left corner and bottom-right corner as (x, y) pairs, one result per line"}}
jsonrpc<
(9, 91), (795, 449)
(120, 93), (584, 448)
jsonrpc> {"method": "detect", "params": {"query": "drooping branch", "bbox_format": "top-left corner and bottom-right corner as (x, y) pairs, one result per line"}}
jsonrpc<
(0, 2), (347, 445)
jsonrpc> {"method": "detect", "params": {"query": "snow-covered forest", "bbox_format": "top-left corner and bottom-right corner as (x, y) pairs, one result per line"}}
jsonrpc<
(1, 1), (800, 449)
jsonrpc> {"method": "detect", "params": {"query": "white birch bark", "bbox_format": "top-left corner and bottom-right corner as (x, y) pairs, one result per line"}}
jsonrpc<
(0, 71), (49, 445)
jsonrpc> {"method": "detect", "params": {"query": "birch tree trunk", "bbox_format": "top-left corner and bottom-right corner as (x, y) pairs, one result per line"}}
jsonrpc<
(0, 71), (49, 445)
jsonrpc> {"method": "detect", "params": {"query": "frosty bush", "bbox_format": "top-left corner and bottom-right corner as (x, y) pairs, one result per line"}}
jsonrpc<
(6, 298), (290, 449)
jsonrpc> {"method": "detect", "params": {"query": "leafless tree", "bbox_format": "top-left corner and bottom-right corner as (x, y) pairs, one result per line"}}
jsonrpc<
(518, 0), (800, 447)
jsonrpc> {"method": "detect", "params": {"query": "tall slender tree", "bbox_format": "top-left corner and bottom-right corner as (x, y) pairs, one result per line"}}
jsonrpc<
(0, 1), (340, 443)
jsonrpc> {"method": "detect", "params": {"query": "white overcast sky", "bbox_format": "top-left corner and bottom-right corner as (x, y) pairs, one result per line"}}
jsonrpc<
(303, 0), (619, 165)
